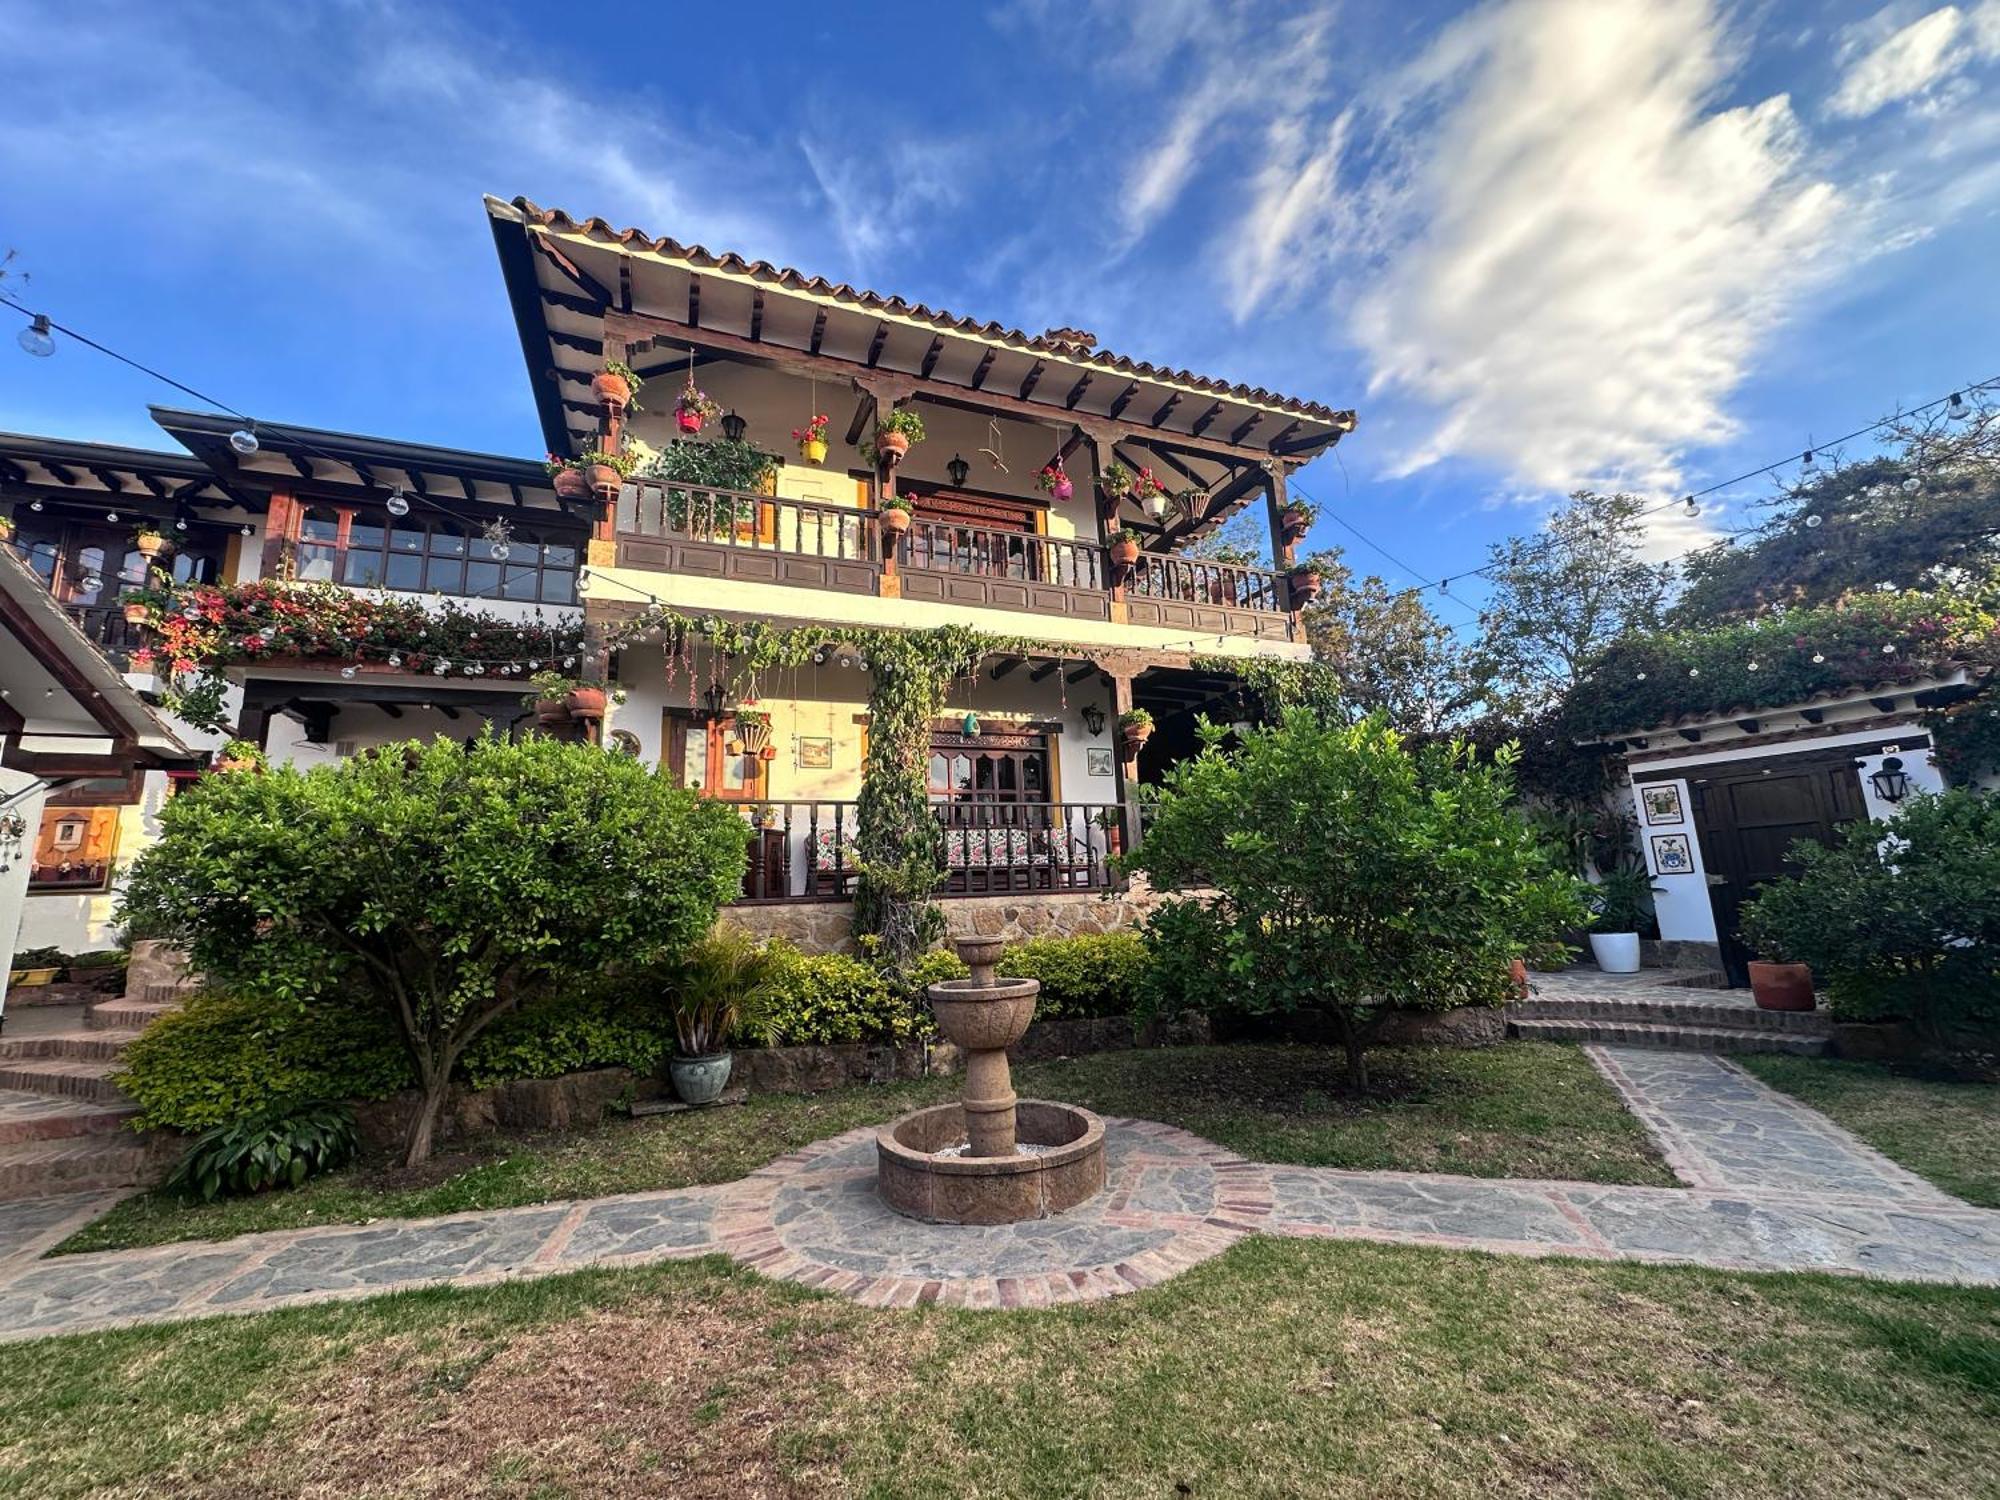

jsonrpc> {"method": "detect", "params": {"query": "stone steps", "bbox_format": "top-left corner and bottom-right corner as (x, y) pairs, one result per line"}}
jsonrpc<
(84, 998), (179, 1032)
(0, 1137), (164, 1200)
(0, 1059), (129, 1105)
(0, 1029), (144, 1064)
(1511, 996), (1833, 1035)
(0, 1098), (140, 1146)
(1510, 1017), (1830, 1057)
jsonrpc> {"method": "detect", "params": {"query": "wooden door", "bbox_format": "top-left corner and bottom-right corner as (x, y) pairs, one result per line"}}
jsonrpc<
(662, 713), (769, 801)
(1690, 758), (1866, 983)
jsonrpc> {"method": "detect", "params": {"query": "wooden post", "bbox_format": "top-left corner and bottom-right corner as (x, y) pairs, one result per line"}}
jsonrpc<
(1264, 460), (1296, 571)
(855, 375), (915, 593)
(1079, 420), (1126, 607)
(1107, 669), (1139, 862)
(590, 335), (628, 546)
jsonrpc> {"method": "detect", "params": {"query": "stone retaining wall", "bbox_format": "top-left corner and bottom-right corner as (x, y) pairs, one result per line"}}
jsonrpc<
(1219, 1004), (1507, 1049)
(722, 882), (1195, 956)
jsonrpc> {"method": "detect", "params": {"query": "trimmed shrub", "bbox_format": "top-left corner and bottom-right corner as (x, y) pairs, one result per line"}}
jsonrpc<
(756, 943), (929, 1046)
(890, 947), (969, 1005)
(997, 932), (1149, 1018)
(459, 992), (676, 1089)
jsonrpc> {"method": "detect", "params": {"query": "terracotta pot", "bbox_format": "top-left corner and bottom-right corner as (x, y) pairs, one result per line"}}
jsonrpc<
(564, 686), (607, 719)
(1110, 538), (1141, 567)
(1290, 568), (1322, 604)
(879, 506), (912, 536)
(801, 436), (829, 465)
(1281, 504), (1312, 539)
(1748, 960), (1815, 1011)
(133, 533), (166, 560)
(534, 697), (570, 729)
(121, 602), (149, 626)
(591, 371), (631, 407)
(214, 758), (260, 775)
(676, 408), (705, 434)
(759, 745), (777, 762)
(876, 430), (911, 464)
(1508, 958), (1529, 1001)
(587, 463), (622, 498)
(552, 467), (590, 502)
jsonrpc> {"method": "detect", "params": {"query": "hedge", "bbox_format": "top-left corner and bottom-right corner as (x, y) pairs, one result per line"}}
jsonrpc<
(996, 932), (1150, 1018)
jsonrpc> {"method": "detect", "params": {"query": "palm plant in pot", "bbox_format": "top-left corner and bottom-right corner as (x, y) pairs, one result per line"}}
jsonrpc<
(663, 928), (782, 1104)
(1585, 865), (1657, 974)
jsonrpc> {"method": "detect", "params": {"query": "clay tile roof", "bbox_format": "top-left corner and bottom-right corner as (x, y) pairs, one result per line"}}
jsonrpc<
(506, 197), (1357, 431)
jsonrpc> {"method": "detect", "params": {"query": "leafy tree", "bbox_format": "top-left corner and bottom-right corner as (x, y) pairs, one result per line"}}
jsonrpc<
(1473, 491), (1673, 708)
(120, 734), (748, 1164)
(1739, 788), (2000, 1048)
(1127, 715), (1587, 1087)
(1297, 546), (1481, 733)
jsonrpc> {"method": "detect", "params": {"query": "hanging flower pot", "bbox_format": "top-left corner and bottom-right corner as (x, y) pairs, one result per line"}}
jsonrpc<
(564, 685), (607, 720)
(876, 430), (910, 463)
(1118, 708), (1154, 758)
(121, 600), (150, 626)
(1110, 530), (1141, 568)
(1289, 566), (1323, 605)
(1280, 502), (1315, 541)
(0, 516), (16, 543)
(879, 500), (913, 536)
(592, 369), (632, 408)
(587, 463), (623, 498)
(872, 409), (925, 468)
(793, 413), (831, 466)
(132, 530), (166, 561)
(735, 712), (772, 754)
(676, 384), (720, 435)
(552, 466), (591, 502)
(1036, 463), (1074, 502)
(676, 408), (705, 434)
(759, 745), (777, 762)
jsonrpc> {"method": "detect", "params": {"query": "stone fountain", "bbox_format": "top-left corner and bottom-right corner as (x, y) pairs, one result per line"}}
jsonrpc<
(877, 936), (1107, 1224)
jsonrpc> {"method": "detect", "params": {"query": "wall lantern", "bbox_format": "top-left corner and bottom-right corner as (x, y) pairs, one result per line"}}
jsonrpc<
(702, 682), (727, 718)
(946, 453), (971, 488)
(1080, 703), (1106, 736)
(720, 410), (747, 443)
(1868, 755), (1912, 804)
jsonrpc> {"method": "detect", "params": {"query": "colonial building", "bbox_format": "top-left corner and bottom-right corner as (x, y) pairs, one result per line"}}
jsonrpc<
(0, 194), (1355, 957)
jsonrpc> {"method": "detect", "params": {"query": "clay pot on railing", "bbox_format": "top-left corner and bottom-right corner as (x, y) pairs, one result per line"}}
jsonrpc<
(587, 463), (623, 500)
(121, 600), (150, 626)
(552, 467), (591, 503)
(534, 696), (571, 731)
(875, 430), (911, 465)
(591, 370), (632, 408)
(1110, 537), (1141, 568)
(564, 686), (607, 720)
(1289, 566), (1323, 606)
(878, 505), (912, 537)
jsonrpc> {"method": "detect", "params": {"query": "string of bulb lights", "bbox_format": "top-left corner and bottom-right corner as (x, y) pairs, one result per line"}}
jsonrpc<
(1298, 375), (2000, 615)
(6, 291), (1993, 684)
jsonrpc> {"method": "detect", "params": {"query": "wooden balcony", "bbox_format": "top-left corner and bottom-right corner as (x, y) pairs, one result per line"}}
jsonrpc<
(609, 479), (1298, 640)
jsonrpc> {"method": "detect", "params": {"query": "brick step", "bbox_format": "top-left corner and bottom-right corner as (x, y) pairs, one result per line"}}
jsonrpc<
(0, 1030), (144, 1064)
(0, 1088), (141, 1145)
(85, 999), (178, 1032)
(0, 1137), (165, 1202)
(0, 1059), (129, 1104)
(1510, 997), (1833, 1035)
(1509, 1017), (1830, 1057)
(140, 983), (197, 1006)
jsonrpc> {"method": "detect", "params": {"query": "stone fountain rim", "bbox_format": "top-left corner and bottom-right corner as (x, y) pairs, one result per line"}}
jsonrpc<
(927, 976), (1041, 1004)
(877, 1100), (1105, 1177)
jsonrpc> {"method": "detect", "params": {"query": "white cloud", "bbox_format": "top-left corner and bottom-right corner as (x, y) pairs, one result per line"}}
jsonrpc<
(1825, 3), (2000, 119)
(1229, 0), (1852, 497)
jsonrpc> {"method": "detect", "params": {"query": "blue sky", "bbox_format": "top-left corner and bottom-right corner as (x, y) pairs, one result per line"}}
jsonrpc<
(3, 0), (1997, 630)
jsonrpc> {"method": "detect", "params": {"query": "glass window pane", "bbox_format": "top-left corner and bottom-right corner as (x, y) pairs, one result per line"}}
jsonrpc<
(501, 566), (537, 600)
(680, 734), (706, 790)
(389, 525), (425, 555)
(299, 508), (339, 543)
(68, 547), (107, 603)
(384, 552), (424, 590)
(296, 544), (336, 582)
(429, 528), (467, 558)
(342, 551), (384, 587)
(539, 570), (576, 605)
(464, 561), (501, 599)
(542, 542), (576, 567)
(468, 536), (508, 563)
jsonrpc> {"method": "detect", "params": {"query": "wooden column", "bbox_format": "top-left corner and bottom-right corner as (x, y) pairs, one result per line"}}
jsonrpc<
(1263, 460), (1297, 570)
(1105, 667), (1140, 859)
(591, 334), (627, 545)
(855, 374), (916, 595)
(1078, 419), (1128, 611)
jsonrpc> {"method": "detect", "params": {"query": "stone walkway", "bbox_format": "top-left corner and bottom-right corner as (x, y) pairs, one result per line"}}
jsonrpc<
(1, 1048), (1997, 1343)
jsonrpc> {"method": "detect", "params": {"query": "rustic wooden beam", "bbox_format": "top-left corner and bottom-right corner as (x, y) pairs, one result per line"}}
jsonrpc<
(989, 656), (1026, 680)
(1107, 382), (1141, 419)
(969, 347), (997, 391)
(530, 234), (613, 306)
(844, 393), (875, 447)
(1149, 392), (1183, 427)
(88, 467), (129, 494)
(288, 454), (315, 481)
(1018, 360), (1046, 401)
(539, 288), (603, 317)
(1028, 661), (1062, 682)
(687, 276), (704, 328)
(919, 335), (945, 379)
(1066, 665), (1098, 684)
(549, 329), (604, 356)
(43, 463), (79, 486)
(1191, 401), (1225, 437)
(617, 259), (632, 314)
(808, 307), (827, 355)
(1063, 372), (1093, 409)
(749, 289), (765, 342)
(1228, 412), (1264, 446)
(865, 321), (889, 368)
(138, 473), (170, 498)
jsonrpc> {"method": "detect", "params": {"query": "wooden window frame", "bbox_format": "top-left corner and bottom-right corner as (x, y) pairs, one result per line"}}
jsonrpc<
(287, 499), (580, 606)
(661, 711), (769, 802)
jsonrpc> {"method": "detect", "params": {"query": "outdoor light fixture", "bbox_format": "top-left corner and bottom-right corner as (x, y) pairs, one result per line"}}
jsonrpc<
(947, 453), (970, 488)
(1682, 495), (1700, 518)
(385, 487), (411, 518)
(1080, 703), (1106, 736)
(228, 422), (259, 456)
(1868, 755), (1912, 804)
(720, 410), (747, 443)
(702, 682), (727, 718)
(16, 313), (54, 358)
(1947, 391), (1970, 423)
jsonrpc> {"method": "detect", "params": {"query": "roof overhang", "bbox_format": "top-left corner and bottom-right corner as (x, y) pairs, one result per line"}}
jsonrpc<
(1580, 671), (1978, 754)
(0, 544), (197, 776)
(485, 195), (1357, 471)
(0, 431), (242, 512)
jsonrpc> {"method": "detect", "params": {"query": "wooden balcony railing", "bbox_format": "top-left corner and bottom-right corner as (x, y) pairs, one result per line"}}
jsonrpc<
(617, 481), (872, 562)
(65, 604), (146, 664)
(1128, 554), (1288, 613)
(727, 798), (1130, 904)
(896, 521), (1106, 592)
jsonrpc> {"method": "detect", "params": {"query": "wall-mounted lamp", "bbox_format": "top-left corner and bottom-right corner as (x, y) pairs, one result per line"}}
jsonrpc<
(946, 453), (970, 488)
(1080, 703), (1106, 736)
(1868, 755), (1912, 804)
(702, 682), (727, 718)
(720, 410), (747, 443)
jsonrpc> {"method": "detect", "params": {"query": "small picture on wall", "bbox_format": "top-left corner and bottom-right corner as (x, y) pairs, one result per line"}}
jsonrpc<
(796, 737), (834, 770)
(1650, 833), (1694, 875)
(1086, 747), (1115, 778)
(1640, 784), (1685, 826)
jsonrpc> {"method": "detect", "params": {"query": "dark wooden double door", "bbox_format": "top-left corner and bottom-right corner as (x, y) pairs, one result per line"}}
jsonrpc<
(1685, 753), (1868, 984)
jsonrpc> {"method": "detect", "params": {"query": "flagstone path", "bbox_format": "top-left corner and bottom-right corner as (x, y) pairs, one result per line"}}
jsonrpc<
(1, 1046), (1996, 1343)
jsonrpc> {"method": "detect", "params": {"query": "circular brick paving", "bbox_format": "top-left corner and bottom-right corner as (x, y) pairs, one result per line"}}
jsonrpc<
(706, 1118), (1277, 1308)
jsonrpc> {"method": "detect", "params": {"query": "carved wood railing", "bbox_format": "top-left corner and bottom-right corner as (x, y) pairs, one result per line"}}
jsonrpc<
(896, 521), (1106, 592)
(1127, 554), (1288, 613)
(618, 481), (872, 562)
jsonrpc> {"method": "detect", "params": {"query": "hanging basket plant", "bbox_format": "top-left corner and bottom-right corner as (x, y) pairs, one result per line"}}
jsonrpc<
(792, 412), (831, 465)
(1099, 461), (1135, 504)
(1280, 498), (1318, 541)
(1131, 467), (1167, 519)
(870, 408), (926, 467)
(121, 596), (151, 626)
(676, 383), (722, 434)
(132, 526), (168, 561)
(592, 360), (644, 411)
(1289, 564), (1323, 605)
(734, 707), (773, 754)
(1035, 460), (1074, 502)
(1118, 707), (1154, 755)
(878, 495), (915, 536)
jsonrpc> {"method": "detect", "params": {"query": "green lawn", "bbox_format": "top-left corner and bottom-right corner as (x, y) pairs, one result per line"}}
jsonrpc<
(59, 1041), (1674, 1255)
(4, 1242), (1996, 1499)
(1736, 1055), (2000, 1208)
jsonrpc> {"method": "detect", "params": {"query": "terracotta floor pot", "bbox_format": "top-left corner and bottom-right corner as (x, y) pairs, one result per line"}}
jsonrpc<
(1748, 960), (1815, 1011)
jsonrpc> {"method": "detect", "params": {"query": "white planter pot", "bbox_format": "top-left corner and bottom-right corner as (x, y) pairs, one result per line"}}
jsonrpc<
(1588, 932), (1641, 974)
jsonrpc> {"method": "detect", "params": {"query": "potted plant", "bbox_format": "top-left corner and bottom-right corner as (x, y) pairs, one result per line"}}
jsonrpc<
(132, 524), (167, 562)
(1099, 461), (1135, 503)
(212, 739), (267, 774)
(1109, 527), (1142, 567)
(871, 408), (926, 466)
(120, 594), (151, 626)
(1745, 957), (1816, 1011)
(0, 514), (16, 543)
(733, 706), (773, 754)
(1289, 563), (1323, 605)
(878, 494), (915, 536)
(592, 360), (644, 410)
(1036, 460), (1074, 502)
(1132, 466), (1167, 519)
(7, 946), (65, 988)
(675, 382), (721, 434)
(664, 929), (781, 1105)
(1280, 497), (1318, 540)
(563, 680), (623, 720)
(792, 412), (830, 465)
(547, 449), (633, 501)
(522, 670), (577, 729)
(1118, 707), (1154, 756)
(1586, 865), (1657, 974)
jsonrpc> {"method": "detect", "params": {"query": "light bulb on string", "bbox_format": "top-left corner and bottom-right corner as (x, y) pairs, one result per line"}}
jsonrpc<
(1804, 514), (1824, 529)
(1635, 672), (1647, 682)
(1902, 476), (1921, 493)
(1681, 496), (1699, 518)
(228, 423), (259, 456)
(78, 572), (102, 593)
(105, 511), (118, 524)
(387, 653), (403, 669)
(16, 314), (55, 358)
(1812, 652), (1826, 664)
(239, 523), (253, 536)
(1688, 667), (1700, 678)
(1882, 643), (1897, 655)
(340, 665), (357, 680)
(1947, 391), (1970, 423)
(1800, 449), (1815, 470)
(28, 498), (42, 512)
(385, 487), (411, 518)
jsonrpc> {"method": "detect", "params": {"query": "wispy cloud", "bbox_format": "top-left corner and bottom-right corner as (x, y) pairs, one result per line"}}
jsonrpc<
(1827, 2), (2000, 119)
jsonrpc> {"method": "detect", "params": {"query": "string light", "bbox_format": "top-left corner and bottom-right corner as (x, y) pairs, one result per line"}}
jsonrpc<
(16, 313), (54, 358)
(228, 423), (259, 456)
(1681, 496), (1699, 518)
(385, 487), (411, 518)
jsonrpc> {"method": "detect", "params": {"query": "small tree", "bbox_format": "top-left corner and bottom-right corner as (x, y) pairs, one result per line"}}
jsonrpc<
(1297, 546), (1481, 733)
(120, 734), (748, 1164)
(1127, 714), (1587, 1087)
(1739, 789), (2000, 1047)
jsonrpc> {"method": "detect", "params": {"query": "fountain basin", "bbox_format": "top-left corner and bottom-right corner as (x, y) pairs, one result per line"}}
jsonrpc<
(877, 1100), (1106, 1224)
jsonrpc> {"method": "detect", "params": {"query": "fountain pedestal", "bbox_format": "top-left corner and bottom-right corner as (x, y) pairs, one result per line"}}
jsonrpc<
(876, 936), (1107, 1225)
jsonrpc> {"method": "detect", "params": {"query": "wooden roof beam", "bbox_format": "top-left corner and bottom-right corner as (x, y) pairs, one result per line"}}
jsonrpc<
(1191, 401), (1225, 437)
(1228, 412), (1264, 446)
(686, 275), (702, 328)
(865, 321), (889, 368)
(530, 233), (613, 306)
(809, 307), (828, 356)
(919, 335), (945, 379)
(1107, 382), (1141, 419)
(1149, 392), (1183, 427)
(749, 288), (765, 342)
(1018, 360), (1047, 400)
(969, 346), (997, 391)
(1063, 372), (1093, 409)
